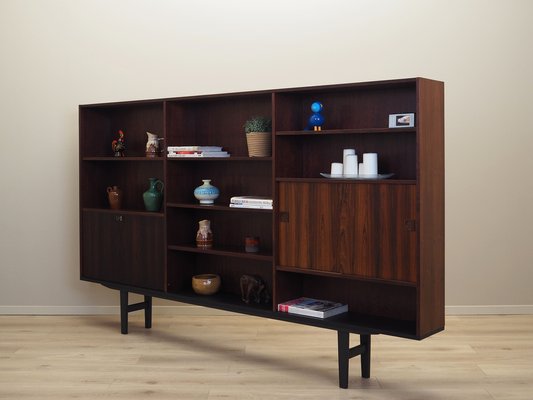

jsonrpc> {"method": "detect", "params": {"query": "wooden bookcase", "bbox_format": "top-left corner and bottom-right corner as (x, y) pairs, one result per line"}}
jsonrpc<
(79, 78), (444, 388)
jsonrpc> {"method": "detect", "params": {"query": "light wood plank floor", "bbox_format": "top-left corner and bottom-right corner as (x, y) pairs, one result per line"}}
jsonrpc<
(1, 313), (532, 399)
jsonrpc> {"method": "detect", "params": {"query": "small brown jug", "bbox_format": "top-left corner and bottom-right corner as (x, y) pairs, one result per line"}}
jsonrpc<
(107, 186), (122, 210)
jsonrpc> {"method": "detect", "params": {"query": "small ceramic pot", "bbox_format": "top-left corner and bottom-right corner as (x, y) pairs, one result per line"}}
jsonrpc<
(106, 186), (122, 210)
(192, 274), (221, 295)
(244, 236), (260, 253)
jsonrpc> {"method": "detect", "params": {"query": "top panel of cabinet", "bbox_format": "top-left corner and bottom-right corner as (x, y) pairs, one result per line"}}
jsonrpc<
(274, 80), (417, 132)
(79, 78), (440, 158)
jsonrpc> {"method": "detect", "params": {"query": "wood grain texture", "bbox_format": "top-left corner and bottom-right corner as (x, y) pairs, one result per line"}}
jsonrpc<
(416, 78), (445, 337)
(277, 182), (416, 283)
(1, 314), (531, 399)
(81, 210), (165, 291)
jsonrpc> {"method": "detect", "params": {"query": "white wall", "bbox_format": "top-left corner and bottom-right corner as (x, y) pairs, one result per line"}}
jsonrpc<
(1, 0), (532, 314)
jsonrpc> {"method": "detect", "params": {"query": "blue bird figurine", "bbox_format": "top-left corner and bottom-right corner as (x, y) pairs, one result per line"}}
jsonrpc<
(308, 101), (324, 131)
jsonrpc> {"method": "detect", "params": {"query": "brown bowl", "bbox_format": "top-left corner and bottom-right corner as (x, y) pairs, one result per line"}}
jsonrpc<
(192, 274), (221, 295)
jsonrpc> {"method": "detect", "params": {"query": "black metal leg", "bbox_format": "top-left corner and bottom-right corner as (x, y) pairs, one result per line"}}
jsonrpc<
(120, 290), (153, 334)
(360, 334), (371, 378)
(120, 289), (128, 334)
(144, 295), (152, 329)
(337, 331), (372, 388)
(337, 330), (350, 389)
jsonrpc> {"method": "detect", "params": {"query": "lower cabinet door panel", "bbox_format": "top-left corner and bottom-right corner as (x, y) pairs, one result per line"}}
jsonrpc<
(278, 182), (417, 283)
(81, 210), (165, 290)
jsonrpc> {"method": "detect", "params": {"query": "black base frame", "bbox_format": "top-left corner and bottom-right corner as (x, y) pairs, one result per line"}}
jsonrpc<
(118, 287), (371, 388)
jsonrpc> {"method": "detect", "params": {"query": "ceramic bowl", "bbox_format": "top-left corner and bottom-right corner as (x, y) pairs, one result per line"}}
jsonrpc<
(192, 274), (221, 295)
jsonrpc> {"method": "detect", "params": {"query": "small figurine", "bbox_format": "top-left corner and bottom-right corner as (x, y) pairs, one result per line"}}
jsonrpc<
(111, 130), (126, 157)
(240, 275), (270, 304)
(307, 101), (324, 131)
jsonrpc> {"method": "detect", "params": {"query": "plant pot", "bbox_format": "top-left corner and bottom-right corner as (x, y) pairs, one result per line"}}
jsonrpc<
(246, 131), (271, 157)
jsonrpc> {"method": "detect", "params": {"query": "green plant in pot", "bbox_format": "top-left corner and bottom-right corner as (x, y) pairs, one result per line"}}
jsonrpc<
(243, 116), (272, 157)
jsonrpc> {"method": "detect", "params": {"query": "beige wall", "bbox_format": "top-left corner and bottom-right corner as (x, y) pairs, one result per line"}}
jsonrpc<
(1, 0), (532, 314)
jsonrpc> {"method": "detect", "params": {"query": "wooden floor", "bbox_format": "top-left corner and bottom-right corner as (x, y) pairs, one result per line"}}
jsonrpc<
(1, 313), (532, 399)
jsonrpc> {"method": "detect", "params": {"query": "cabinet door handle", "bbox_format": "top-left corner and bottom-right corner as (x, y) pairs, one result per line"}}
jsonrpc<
(114, 215), (125, 223)
(279, 212), (289, 223)
(405, 219), (416, 231)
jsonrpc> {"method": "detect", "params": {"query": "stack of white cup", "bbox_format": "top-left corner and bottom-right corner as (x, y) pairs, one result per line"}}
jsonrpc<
(330, 149), (378, 177)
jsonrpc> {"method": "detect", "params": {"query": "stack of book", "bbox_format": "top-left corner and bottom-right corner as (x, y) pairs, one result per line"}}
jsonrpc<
(167, 146), (230, 158)
(278, 297), (348, 318)
(229, 196), (273, 210)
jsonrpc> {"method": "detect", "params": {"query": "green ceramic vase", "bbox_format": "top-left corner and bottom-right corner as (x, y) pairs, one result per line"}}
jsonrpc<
(143, 178), (164, 212)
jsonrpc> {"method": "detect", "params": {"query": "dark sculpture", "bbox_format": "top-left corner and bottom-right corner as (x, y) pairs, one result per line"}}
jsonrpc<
(112, 130), (126, 157)
(240, 275), (270, 304)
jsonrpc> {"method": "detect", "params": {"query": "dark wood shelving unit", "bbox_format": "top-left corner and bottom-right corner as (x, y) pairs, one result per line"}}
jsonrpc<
(79, 77), (444, 388)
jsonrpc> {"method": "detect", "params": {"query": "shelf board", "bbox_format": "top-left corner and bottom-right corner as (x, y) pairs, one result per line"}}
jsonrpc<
(82, 207), (164, 217)
(167, 156), (272, 161)
(274, 310), (418, 339)
(276, 265), (417, 287)
(96, 280), (419, 339)
(168, 244), (273, 262)
(275, 128), (416, 136)
(165, 289), (272, 313)
(82, 157), (164, 161)
(167, 203), (273, 213)
(275, 177), (416, 184)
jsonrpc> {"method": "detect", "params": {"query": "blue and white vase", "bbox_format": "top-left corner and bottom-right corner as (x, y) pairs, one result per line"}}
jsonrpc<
(193, 179), (220, 205)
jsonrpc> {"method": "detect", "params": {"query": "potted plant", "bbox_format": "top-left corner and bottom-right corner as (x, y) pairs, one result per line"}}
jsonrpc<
(243, 116), (272, 157)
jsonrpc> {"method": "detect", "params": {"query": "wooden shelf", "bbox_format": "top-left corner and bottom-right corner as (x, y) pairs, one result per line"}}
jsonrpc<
(166, 289), (417, 339)
(275, 265), (417, 287)
(82, 207), (164, 218)
(167, 156), (272, 161)
(99, 281), (418, 339)
(167, 203), (272, 213)
(165, 289), (272, 313)
(276, 128), (416, 136)
(168, 244), (273, 261)
(82, 157), (164, 161)
(275, 177), (416, 184)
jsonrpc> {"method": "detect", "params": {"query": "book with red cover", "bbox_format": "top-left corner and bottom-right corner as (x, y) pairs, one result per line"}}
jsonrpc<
(277, 297), (348, 318)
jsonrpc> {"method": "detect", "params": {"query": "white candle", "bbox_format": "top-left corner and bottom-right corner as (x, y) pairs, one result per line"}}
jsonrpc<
(359, 163), (365, 175)
(344, 154), (358, 176)
(330, 162), (343, 175)
(363, 153), (378, 176)
(342, 149), (355, 174)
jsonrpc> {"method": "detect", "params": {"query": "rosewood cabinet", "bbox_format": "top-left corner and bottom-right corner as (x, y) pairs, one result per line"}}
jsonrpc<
(79, 77), (444, 388)
(277, 182), (417, 282)
(81, 210), (165, 290)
